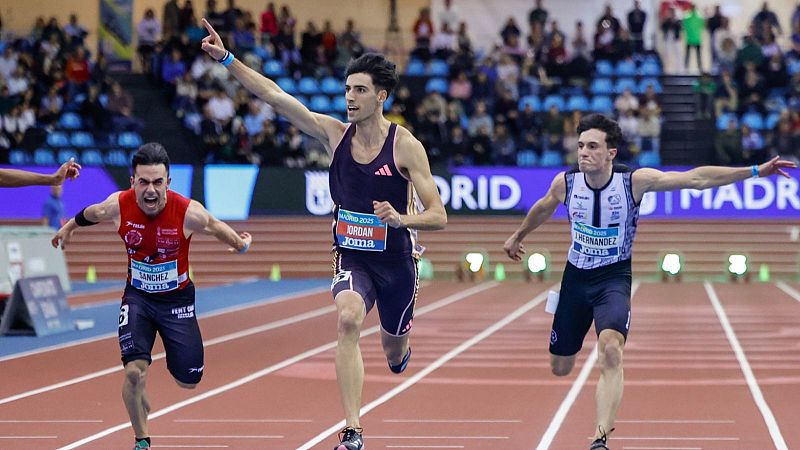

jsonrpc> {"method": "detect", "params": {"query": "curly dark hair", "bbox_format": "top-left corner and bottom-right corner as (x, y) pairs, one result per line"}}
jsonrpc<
(344, 53), (399, 97)
(576, 113), (624, 149)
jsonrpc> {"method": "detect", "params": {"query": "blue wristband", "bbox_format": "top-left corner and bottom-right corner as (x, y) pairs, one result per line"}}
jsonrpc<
(218, 51), (235, 67)
(751, 165), (759, 178)
(238, 242), (250, 254)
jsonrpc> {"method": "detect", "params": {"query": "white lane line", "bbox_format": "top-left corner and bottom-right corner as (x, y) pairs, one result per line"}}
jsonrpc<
(616, 419), (733, 424)
(0, 435), (57, 439)
(174, 419), (312, 423)
(386, 446), (464, 449)
(0, 420), (103, 423)
(614, 436), (738, 441)
(151, 435), (282, 438)
(370, 435), (509, 439)
(56, 282), (500, 450)
(704, 282), (788, 450)
(0, 286), (328, 363)
(535, 282), (640, 450)
(151, 446), (228, 448)
(296, 286), (551, 450)
(776, 281), (800, 303)
(384, 419), (522, 423)
(622, 447), (701, 450)
(0, 305), (336, 406)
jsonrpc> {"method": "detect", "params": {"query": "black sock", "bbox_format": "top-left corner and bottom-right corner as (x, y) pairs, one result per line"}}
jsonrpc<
(135, 437), (151, 445)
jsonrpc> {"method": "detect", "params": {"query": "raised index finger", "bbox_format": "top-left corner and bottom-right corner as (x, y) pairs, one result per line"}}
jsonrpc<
(202, 18), (217, 37)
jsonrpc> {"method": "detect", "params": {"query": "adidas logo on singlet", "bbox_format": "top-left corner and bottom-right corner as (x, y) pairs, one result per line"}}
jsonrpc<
(374, 164), (393, 176)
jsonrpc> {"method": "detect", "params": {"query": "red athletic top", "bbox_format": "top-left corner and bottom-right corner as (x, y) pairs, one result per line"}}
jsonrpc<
(117, 189), (192, 293)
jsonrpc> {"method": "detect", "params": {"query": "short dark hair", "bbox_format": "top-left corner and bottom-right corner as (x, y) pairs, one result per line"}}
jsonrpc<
(132, 142), (170, 174)
(577, 113), (623, 149)
(344, 53), (399, 96)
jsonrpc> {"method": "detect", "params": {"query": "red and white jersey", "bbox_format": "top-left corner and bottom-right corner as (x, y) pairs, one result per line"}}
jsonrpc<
(117, 189), (192, 293)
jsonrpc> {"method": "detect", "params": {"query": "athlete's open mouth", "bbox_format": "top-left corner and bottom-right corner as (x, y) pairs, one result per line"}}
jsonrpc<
(143, 196), (158, 206)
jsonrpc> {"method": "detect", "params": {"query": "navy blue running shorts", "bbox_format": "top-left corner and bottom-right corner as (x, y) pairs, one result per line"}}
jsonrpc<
(331, 250), (419, 336)
(549, 259), (632, 356)
(118, 282), (204, 384)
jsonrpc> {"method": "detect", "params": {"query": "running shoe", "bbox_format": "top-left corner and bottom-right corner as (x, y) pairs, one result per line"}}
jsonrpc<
(334, 426), (364, 450)
(388, 347), (411, 374)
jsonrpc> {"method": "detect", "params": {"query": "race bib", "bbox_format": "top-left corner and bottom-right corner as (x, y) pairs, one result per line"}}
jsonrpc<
(335, 208), (387, 252)
(572, 222), (619, 257)
(131, 259), (180, 293)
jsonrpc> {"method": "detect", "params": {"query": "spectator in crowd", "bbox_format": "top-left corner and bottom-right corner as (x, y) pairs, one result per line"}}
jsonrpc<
(38, 86), (64, 128)
(542, 104), (565, 144)
(260, 2), (279, 45)
(468, 100), (494, 137)
(65, 47), (91, 97)
(385, 104), (407, 127)
(107, 81), (145, 132)
(162, 48), (188, 98)
(179, 0), (197, 33)
(163, 0), (181, 43)
(716, 32), (737, 74)
(449, 71), (472, 102)
(742, 124), (766, 163)
(545, 33), (568, 79)
(763, 52), (789, 90)
(738, 63), (767, 114)
(615, 87), (640, 114)
(752, 1), (781, 42)
(470, 124), (493, 165)
(200, 102), (229, 161)
(618, 108), (640, 145)
(206, 83), (236, 131)
(251, 119), (281, 166)
(562, 116), (579, 165)
(137, 9), (162, 74)
(320, 20), (337, 64)
(707, 5), (725, 63)
(6, 65), (31, 98)
(627, 0), (647, 52)
(448, 125), (472, 166)
(231, 18), (257, 55)
(80, 84), (111, 131)
(528, 0), (548, 28)
(500, 17), (522, 49)
(412, 7), (434, 61)
(660, 6), (682, 73)
(174, 72), (199, 118)
(205, 0), (227, 34)
(571, 20), (590, 59)
(223, 0), (244, 36)
(683, 4), (705, 73)
(714, 69), (738, 116)
(597, 4), (622, 37)
(0, 46), (18, 81)
(282, 124), (306, 167)
(693, 72), (716, 118)
(431, 22), (456, 60)
(438, 0), (460, 32)
(64, 14), (89, 49)
(41, 185), (65, 229)
(638, 106), (661, 154)
(492, 123), (517, 165)
(715, 119), (743, 165)
(771, 117), (799, 163)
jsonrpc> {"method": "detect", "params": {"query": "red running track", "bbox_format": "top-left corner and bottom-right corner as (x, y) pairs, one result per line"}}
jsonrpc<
(0, 280), (798, 449)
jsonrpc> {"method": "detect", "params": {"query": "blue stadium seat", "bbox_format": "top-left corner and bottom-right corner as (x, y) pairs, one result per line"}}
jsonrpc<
(105, 149), (129, 166)
(516, 150), (538, 167)
(615, 59), (637, 76)
(320, 76), (340, 95)
(58, 148), (79, 163)
(47, 131), (70, 148)
(638, 150), (661, 167)
(589, 78), (613, 95)
(539, 150), (563, 167)
(276, 77), (297, 94)
(34, 148), (57, 166)
(254, 46), (271, 61)
(297, 77), (320, 95)
(742, 112), (765, 130)
(427, 59), (449, 76)
(765, 95), (786, 113)
(263, 60), (286, 77)
(638, 78), (662, 94)
(405, 59), (425, 76)
(543, 94), (565, 111)
(383, 95), (393, 110)
(332, 95), (347, 112)
(590, 95), (614, 113)
(639, 60), (662, 76)
(425, 77), (448, 94)
(8, 149), (30, 165)
(566, 95), (589, 111)
(81, 149), (104, 166)
(613, 78), (637, 94)
(70, 131), (95, 148)
(595, 60), (613, 76)
(765, 112), (781, 129)
(716, 112), (738, 129)
(118, 132), (143, 148)
(518, 95), (541, 112)
(789, 60), (800, 75)
(58, 112), (83, 129)
(309, 95), (332, 112)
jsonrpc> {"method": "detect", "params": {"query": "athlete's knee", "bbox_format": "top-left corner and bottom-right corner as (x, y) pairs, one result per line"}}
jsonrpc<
(599, 340), (624, 370)
(550, 355), (575, 376)
(124, 362), (147, 386)
(336, 295), (365, 334)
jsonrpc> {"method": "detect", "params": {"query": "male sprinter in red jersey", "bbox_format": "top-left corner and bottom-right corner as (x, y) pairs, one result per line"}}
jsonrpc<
(201, 19), (446, 450)
(52, 143), (252, 450)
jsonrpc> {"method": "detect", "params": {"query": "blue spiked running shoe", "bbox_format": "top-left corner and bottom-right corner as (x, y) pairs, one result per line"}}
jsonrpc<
(334, 426), (364, 450)
(388, 347), (411, 374)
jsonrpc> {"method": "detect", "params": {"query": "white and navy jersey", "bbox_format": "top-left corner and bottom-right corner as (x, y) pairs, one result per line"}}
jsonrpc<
(564, 165), (640, 270)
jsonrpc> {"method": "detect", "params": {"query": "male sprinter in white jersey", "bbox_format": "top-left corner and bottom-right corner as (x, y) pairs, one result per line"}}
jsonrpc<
(503, 113), (795, 450)
(200, 19), (446, 450)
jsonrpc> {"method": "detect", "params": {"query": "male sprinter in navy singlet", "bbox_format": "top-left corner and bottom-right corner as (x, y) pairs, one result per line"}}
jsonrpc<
(52, 143), (252, 450)
(201, 19), (447, 450)
(504, 114), (796, 450)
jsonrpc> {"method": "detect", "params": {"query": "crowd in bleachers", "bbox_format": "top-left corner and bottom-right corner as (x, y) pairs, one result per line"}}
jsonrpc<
(0, 13), (145, 166)
(688, 1), (800, 165)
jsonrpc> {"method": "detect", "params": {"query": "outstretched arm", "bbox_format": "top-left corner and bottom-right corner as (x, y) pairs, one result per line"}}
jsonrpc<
(184, 200), (252, 253)
(633, 156), (796, 200)
(52, 191), (120, 249)
(504, 173), (566, 261)
(200, 18), (344, 152)
(0, 159), (81, 187)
